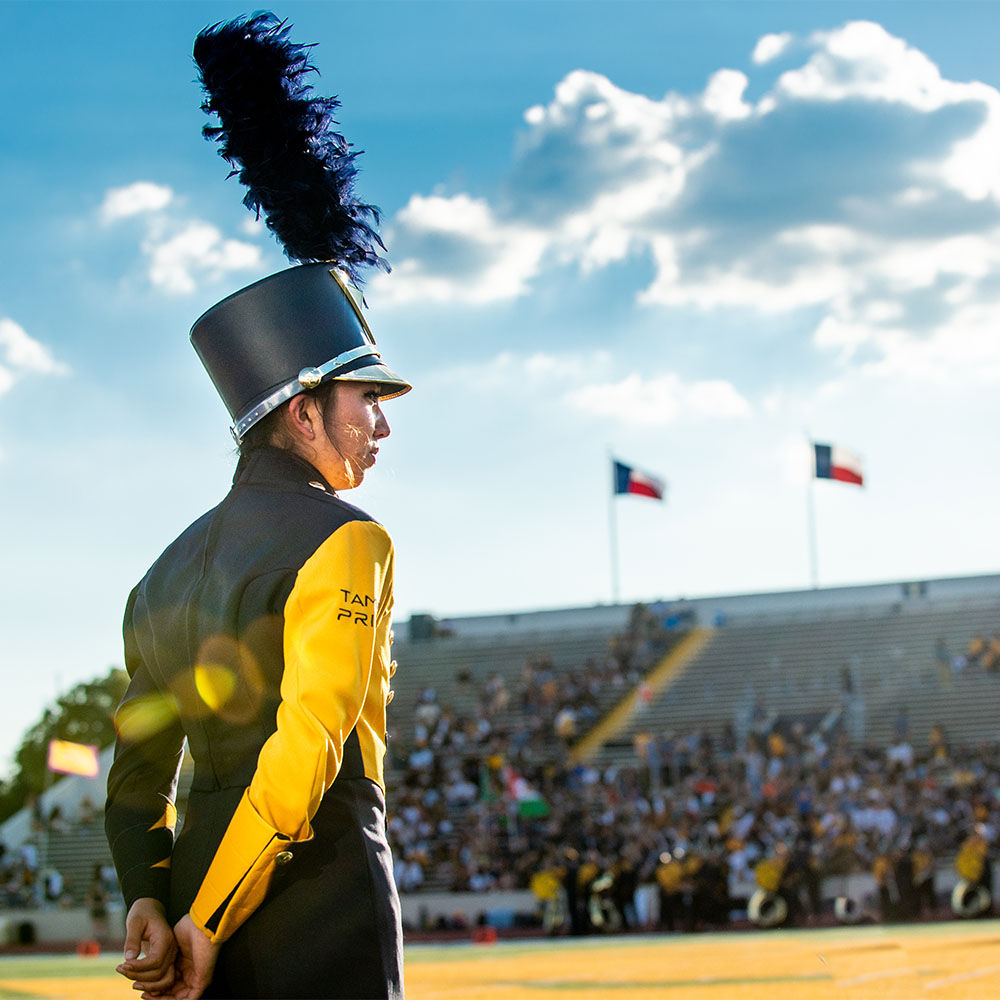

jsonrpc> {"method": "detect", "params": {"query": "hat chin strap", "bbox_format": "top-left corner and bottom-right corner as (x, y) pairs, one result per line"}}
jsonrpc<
(231, 344), (380, 444)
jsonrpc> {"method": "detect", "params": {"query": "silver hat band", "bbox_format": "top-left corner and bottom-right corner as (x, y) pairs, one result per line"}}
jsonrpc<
(231, 344), (380, 444)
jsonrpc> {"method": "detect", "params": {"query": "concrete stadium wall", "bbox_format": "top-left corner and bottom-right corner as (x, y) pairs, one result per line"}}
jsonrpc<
(411, 572), (1000, 639)
(400, 890), (536, 928)
(0, 901), (125, 947)
(397, 865), (987, 930)
(4, 865), (996, 944)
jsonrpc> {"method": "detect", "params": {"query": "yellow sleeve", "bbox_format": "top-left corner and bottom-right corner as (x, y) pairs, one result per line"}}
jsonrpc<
(190, 519), (393, 943)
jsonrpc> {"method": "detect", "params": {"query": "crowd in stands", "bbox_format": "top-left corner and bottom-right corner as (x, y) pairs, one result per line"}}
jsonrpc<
(387, 605), (675, 895)
(3, 610), (997, 937)
(935, 632), (1000, 678)
(387, 612), (1000, 934)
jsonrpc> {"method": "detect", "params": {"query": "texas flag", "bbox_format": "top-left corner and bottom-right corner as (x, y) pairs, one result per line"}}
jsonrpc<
(613, 459), (666, 500)
(813, 442), (864, 487)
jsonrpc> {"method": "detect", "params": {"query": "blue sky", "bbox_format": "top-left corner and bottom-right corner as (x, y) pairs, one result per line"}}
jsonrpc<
(2, 0), (1000, 770)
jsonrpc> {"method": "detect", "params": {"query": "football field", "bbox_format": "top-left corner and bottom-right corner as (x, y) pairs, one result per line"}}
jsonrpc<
(1, 921), (999, 999)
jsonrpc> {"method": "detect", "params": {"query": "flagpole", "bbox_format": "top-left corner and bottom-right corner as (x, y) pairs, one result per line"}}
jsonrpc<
(608, 450), (622, 605)
(805, 431), (819, 589)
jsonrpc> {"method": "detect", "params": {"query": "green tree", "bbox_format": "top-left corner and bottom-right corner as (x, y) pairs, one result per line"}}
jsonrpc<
(0, 667), (128, 823)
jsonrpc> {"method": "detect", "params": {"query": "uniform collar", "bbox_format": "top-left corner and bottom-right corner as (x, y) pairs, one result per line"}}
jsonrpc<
(232, 445), (335, 493)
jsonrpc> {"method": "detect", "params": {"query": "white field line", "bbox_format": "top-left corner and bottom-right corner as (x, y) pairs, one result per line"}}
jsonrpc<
(837, 967), (926, 987)
(923, 963), (1000, 990)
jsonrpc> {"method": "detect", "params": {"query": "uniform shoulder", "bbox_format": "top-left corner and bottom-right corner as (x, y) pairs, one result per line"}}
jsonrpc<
(134, 503), (221, 594)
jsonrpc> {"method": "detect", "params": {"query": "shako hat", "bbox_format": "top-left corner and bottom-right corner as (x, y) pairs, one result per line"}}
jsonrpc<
(191, 264), (409, 443)
(190, 12), (410, 444)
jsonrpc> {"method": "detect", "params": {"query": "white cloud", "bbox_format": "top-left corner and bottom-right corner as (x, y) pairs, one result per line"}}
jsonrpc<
(640, 228), (852, 312)
(769, 23), (1000, 203)
(753, 32), (793, 65)
(424, 349), (614, 394)
(100, 182), (173, 223)
(422, 350), (752, 427)
(144, 221), (264, 295)
(567, 372), (751, 427)
(860, 306), (1000, 383)
(101, 181), (264, 295)
(937, 82), (1000, 201)
(0, 318), (69, 397)
(813, 316), (875, 361)
(380, 70), (694, 303)
(241, 216), (268, 238)
(373, 20), (1000, 389)
(685, 379), (753, 418)
(701, 69), (752, 121)
(778, 21), (952, 109)
(375, 194), (547, 304)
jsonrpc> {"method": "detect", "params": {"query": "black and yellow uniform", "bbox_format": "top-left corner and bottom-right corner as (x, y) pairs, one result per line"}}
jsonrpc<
(105, 446), (403, 999)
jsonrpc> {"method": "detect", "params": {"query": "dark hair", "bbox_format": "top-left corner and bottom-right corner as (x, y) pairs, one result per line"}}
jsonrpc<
(238, 380), (338, 456)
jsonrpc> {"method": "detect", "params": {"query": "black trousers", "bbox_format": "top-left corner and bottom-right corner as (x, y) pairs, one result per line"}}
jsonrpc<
(176, 779), (403, 999)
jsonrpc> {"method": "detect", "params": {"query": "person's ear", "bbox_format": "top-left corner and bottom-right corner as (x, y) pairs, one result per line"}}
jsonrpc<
(285, 394), (321, 440)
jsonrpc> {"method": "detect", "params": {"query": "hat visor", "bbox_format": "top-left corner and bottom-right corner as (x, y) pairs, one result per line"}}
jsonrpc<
(332, 361), (411, 400)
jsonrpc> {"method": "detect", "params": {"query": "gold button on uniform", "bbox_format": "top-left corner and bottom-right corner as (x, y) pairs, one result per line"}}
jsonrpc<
(275, 851), (294, 866)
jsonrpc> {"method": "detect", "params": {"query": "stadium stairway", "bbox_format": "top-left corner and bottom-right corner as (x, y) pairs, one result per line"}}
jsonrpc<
(40, 822), (113, 904)
(568, 627), (714, 764)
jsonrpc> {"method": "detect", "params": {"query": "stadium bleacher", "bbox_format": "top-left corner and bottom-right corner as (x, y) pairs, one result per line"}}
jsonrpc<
(595, 599), (1000, 767)
(382, 574), (1000, 929)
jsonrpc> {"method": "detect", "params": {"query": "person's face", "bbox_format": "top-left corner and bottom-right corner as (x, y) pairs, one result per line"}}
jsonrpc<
(316, 380), (391, 490)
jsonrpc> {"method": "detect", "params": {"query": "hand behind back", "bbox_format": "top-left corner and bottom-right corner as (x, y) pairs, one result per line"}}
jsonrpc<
(116, 897), (177, 994)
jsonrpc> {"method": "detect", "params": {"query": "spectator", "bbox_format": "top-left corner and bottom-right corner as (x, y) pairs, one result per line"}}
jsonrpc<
(85, 868), (110, 945)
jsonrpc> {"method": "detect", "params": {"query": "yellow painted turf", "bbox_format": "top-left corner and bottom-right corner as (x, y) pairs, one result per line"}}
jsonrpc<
(1, 922), (999, 999)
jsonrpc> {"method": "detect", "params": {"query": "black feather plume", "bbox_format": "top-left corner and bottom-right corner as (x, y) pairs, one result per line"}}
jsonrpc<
(194, 12), (387, 278)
